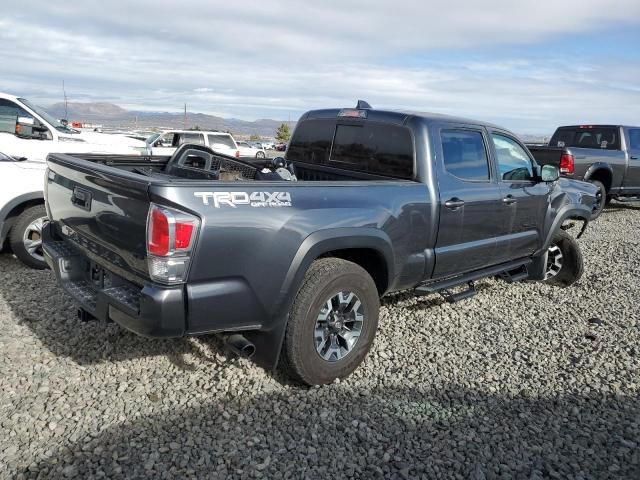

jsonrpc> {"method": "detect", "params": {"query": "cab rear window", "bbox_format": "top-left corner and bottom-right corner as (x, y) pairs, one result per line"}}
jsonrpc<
(288, 119), (414, 179)
(550, 127), (620, 150)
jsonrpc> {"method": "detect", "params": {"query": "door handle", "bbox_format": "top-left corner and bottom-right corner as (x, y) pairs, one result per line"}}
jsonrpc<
(502, 195), (517, 205)
(631, 156), (638, 160)
(444, 198), (465, 209)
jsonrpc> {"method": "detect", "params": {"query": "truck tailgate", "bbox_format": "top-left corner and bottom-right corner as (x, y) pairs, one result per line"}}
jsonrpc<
(46, 153), (152, 279)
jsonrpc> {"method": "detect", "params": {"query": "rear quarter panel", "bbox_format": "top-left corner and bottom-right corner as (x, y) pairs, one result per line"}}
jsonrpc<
(149, 181), (435, 322)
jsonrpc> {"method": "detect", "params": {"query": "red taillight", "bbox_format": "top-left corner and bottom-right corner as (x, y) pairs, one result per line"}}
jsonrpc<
(235, 150), (240, 158)
(559, 153), (575, 175)
(147, 205), (198, 257)
(175, 222), (194, 250)
(148, 207), (170, 256)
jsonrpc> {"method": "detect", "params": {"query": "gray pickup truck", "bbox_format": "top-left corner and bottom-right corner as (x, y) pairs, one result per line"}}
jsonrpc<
(42, 103), (596, 385)
(528, 125), (640, 219)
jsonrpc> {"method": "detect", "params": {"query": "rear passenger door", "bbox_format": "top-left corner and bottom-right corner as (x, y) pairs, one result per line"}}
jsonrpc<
(489, 131), (548, 259)
(432, 125), (507, 278)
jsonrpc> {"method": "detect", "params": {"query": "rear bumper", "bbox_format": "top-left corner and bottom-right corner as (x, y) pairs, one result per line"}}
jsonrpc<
(43, 223), (186, 338)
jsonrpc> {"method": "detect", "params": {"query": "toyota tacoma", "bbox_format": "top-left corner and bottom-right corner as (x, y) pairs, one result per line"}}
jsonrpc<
(42, 102), (597, 385)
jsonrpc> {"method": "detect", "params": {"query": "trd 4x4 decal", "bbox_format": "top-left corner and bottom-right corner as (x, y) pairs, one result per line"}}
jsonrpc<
(194, 191), (292, 208)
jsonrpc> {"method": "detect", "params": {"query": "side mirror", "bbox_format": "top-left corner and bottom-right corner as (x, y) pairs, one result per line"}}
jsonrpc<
(15, 116), (35, 138)
(541, 164), (560, 182)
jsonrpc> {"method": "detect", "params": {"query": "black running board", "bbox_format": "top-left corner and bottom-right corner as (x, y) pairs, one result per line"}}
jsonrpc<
(415, 258), (532, 300)
(614, 196), (640, 203)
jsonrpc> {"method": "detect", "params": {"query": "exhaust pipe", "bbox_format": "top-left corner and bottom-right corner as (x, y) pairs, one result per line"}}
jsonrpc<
(223, 334), (256, 359)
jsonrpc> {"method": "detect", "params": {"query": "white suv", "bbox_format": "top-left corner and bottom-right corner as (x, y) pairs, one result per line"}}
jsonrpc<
(0, 91), (147, 161)
(0, 152), (48, 268)
(148, 130), (241, 158)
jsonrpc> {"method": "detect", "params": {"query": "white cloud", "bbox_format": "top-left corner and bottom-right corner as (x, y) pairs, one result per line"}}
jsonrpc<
(1, 1), (639, 133)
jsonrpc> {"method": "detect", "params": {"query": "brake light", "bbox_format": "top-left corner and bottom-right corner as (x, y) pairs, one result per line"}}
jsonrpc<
(175, 222), (194, 249)
(559, 153), (575, 175)
(235, 150), (240, 158)
(147, 204), (200, 284)
(148, 207), (170, 256)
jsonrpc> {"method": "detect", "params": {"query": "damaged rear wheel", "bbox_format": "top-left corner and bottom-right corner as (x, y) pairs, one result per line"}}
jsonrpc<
(543, 230), (583, 288)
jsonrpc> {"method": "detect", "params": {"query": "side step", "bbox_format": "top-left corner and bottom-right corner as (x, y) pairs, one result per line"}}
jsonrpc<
(440, 282), (476, 304)
(499, 265), (529, 283)
(415, 259), (531, 303)
(614, 196), (640, 203)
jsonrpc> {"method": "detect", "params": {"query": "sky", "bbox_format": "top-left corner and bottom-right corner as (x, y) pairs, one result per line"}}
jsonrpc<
(2, 0), (640, 134)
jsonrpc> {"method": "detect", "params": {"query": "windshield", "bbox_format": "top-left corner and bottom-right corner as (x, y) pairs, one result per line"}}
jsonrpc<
(146, 133), (161, 145)
(17, 98), (78, 134)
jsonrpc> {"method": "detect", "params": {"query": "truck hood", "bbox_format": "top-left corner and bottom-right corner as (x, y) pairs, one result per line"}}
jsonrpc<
(50, 131), (148, 157)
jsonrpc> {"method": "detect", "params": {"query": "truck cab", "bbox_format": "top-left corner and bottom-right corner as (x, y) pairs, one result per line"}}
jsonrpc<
(0, 92), (147, 161)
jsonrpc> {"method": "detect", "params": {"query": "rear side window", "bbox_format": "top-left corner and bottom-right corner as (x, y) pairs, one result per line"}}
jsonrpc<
(287, 119), (335, 165)
(330, 124), (414, 179)
(208, 134), (236, 149)
(629, 129), (640, 150)
(180, 133), (205, 145)
(550, 127), (620, 150)
(441, 130), (489, 181)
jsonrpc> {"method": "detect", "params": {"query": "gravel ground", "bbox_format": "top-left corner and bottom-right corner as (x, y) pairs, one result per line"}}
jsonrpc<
(1, 203), (639, 479)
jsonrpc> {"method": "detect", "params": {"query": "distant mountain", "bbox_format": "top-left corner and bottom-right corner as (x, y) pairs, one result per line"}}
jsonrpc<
(45, 102), (296, 138)
(48, 102), (128, 118)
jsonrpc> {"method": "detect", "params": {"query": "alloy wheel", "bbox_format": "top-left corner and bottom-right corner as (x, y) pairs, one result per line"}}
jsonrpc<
(314, 291), (364, 362)
(22, 216), (46, 263)
(545, 244), (564, 279)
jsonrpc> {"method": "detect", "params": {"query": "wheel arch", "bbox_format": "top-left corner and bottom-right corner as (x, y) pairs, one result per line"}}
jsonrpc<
(0, 192), (44, 247)
(245, 228), (395, 372)
(584, 163), (613, 191)
(529, 207), (590, 281)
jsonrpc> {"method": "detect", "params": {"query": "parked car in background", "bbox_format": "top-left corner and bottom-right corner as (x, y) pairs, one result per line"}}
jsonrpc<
(528, 125), (640, 219)
(0, 151), (48, 268)
(237, 141), (266, 158)
(275, 142), (287, 151)
(260, 141), (275, 150)
(43, 102), (595, 385)
(0, 92), (147, 161)
(148, 130), (240, 158)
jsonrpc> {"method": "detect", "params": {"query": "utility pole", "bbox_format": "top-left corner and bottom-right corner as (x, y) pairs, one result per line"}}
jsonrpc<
(183, 103), (187, 129)
(62, 80), (68, 120)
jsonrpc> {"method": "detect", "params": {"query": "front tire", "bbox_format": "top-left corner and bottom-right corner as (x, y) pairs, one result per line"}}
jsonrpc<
(256, 151), (265, 159)
(543, 230), (583, 288)
(281, 258), (380, 385)
(9, 204), (48, 269)
(589, 180), (606, 220)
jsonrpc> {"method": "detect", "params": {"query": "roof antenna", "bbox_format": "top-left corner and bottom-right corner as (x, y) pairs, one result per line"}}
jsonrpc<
(356, 100), (372, 109)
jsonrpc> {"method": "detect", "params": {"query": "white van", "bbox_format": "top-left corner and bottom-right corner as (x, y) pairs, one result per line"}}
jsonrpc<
(0, 92), (147, 161)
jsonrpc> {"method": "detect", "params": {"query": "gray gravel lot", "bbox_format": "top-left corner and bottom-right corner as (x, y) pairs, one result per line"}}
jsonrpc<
(1, 203), (639, 479)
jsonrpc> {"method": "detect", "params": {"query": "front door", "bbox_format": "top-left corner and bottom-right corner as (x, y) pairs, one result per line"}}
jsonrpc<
(489, 131), (548, 259)
(624, 128), (640, 191)
(433, 126), (507, 279)
(0, 98), (53, 161)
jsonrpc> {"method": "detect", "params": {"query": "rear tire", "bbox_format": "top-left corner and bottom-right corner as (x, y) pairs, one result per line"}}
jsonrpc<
(589, 180), (606, 220)
(542, 230), (583, 288)
(280, 258), (380, 385)
(9, 204), (48, 270)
